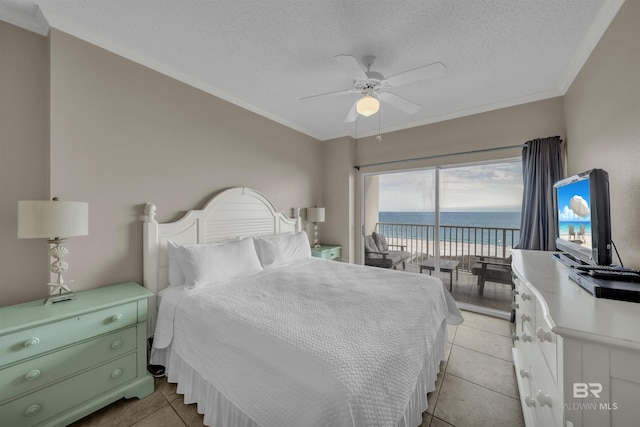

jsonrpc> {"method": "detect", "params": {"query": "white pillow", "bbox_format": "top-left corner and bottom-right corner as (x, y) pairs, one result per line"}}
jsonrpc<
(179, 237), (263, 288)
(253, 231), (312, 267)
(167, 237), (243, 287)
(167, 240), (186, 287)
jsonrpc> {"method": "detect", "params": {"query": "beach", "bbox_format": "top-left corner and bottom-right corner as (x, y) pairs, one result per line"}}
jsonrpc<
(384, 235), (513, 267)
(559, 230), (592, 249)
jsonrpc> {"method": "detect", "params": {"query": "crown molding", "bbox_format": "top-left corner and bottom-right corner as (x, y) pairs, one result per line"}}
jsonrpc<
(558, 0), (626, 94)
(39, 7), (324, 142)
(0, 5), (49, 35)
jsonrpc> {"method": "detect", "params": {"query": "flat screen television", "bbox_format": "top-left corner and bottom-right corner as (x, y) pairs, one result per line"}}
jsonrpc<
(554, 168), (612, 266)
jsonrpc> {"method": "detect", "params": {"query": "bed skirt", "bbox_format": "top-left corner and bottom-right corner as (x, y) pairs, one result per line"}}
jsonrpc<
(151, 320), (448, 427)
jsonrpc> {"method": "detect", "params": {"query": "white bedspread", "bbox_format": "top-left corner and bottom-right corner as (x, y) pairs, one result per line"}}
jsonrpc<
(152, 258), (462, 427)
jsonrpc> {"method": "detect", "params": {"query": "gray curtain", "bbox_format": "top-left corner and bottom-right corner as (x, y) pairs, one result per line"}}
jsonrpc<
(518, 136), (564, 250)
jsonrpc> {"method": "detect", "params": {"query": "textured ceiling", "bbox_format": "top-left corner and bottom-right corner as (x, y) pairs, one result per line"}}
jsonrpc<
(0, 0), (623, 141)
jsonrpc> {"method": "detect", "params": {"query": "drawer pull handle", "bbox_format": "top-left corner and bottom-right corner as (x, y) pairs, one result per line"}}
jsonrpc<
(536, 327), (553, 343)
(511, 302), (519, 310)
(520, 314), (530, 323)
(23, 337), (40, 348)
(521, 292), (531, 301)
(536, 390), (553, 407)
(511, 333), (519, 343)
(521, 333), (532, 342)
(24, 369), (41, 381)
(111, 368), (123, 379)
(524, 396), (536, 407)
(111, 339), (124, 349)
(111, 314), (123, 323)
(24, 404), (41, 417)
(519, 369), (530, 379)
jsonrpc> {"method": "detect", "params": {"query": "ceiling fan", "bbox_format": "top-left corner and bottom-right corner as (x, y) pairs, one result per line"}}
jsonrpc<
(300, 55), (447, 123)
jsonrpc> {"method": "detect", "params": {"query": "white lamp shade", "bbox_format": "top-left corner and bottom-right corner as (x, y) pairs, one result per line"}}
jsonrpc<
(307, 207), (325, 223)
(18, 200), (89, 239)
(356, 95), (380, 117)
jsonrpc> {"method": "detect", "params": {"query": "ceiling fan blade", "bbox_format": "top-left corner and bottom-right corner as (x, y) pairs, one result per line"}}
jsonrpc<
(379, 92), (421, 114)
(299, 88), (355, 102)
(344, 99), (358, 123)
(334, 55), (368, 81)
(386, 62), (447, 87)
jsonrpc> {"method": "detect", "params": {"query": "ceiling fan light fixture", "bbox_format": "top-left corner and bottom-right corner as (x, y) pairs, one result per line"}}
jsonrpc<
(356, 95), (379, 117)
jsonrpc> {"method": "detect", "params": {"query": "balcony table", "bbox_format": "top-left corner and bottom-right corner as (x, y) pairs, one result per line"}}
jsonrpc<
(419, 258), (460, 290)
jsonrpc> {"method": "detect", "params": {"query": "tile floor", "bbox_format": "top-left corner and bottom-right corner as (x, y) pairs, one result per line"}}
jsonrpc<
(72, 310), (523, 427)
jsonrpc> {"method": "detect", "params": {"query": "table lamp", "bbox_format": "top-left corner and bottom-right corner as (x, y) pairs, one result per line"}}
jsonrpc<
(18, 198), (89, 304)
(307, 207), (325, 249)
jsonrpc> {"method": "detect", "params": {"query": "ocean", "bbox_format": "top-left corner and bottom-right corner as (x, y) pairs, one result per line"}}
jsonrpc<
(378, 211), (521, 247)
(379, 211), (521, 229)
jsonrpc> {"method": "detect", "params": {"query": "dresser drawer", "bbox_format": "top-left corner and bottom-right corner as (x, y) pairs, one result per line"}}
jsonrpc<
(530, 353), (562, 427)
(513, 348), (536, 427)
(0, 327), (137, 402)
(1, 302), (138, 366)
(513, 348), (533, 397)
(516, 295), (535, 335)
(324, 247), (341, 260)
(516, 309), (540, 372)
(0, 352), (137, 426)
(515, 279), (536, 315)
(311, 245), (341, 261)
(534, 299), (558, 384)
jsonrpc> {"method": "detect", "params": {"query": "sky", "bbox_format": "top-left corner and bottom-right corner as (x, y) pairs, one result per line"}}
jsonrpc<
(557, 178), (591, 222)
(378, 161), (524, 212)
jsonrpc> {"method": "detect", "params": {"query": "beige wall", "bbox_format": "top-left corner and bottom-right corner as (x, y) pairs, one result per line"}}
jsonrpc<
(355, 97), (565, 172)
(347, 97), (566, 263)
(564, 0), (640, 269)
(1, 28), (323, 306)
(0, 22), (50, 306)
(48, 30), (324, 294)
(321, 136), (356, 262)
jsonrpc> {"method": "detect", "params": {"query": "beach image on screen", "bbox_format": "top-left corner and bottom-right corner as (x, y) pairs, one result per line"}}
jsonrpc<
(557, 179), (591, 247)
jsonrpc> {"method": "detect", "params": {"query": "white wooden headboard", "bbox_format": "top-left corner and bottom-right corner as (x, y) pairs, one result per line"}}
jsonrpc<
(143, 187), (301, 335)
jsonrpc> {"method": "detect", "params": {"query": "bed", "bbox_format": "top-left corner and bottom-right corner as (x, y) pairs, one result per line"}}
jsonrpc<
(143, 187), (463, 427)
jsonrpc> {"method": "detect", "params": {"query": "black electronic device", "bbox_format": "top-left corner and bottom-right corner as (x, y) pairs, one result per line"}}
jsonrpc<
(553, 169), (612, 267)
(587, 269), (640, 282)
(568, 270), (640, 303)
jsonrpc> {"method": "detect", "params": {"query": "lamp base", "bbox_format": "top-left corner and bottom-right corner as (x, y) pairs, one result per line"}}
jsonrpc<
(312, 222), (321, 249)
(45, 289), (76, 305)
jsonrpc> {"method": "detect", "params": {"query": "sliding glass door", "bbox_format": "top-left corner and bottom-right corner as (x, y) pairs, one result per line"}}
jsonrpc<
(365, 169), (438, 260)
(362, 160), (522, 316)
(438, 162), (522, 313)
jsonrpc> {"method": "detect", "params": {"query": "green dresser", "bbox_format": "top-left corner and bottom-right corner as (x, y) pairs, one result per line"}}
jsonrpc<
(311, 245), (342, 261)
(0, 282), (154, 426)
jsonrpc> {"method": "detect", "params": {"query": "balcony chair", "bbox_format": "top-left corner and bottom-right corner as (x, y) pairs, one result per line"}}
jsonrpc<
(364, 232), (411, 269)
(471, 255), (514, 295)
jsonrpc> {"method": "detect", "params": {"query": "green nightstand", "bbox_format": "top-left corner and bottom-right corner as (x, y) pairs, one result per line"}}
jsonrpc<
(311, 245), (342, 261)
(0, 282), (154, 426)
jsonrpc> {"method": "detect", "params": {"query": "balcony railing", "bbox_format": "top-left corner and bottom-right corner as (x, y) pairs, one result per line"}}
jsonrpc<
(375, 222), (520, 272)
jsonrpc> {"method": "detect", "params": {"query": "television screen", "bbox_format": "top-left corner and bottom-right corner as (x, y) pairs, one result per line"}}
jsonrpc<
(556, 178), (591, 249)
(554, 169), (611, 266)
